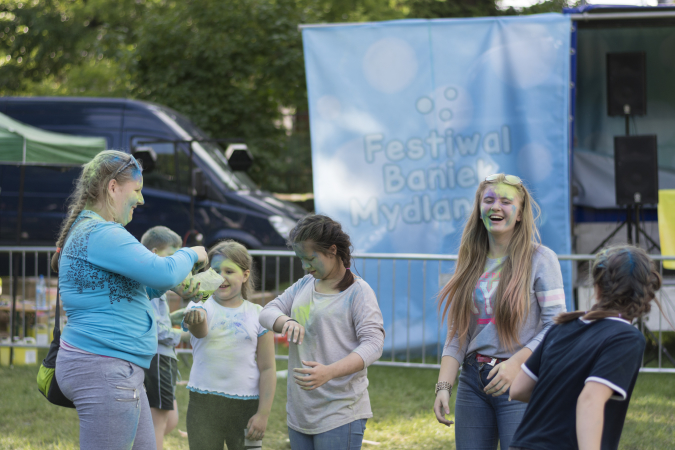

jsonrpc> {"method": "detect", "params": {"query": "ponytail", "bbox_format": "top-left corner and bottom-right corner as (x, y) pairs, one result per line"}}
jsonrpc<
(555, 309), (628, 325)
(555, 245), (663, 325)
(51, 193), (88, 272)
(337, 257), (355, 292)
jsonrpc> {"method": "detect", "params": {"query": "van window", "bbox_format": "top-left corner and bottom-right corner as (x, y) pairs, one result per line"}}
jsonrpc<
(153, 107), (257, 191)
(131, 136), (191, 195)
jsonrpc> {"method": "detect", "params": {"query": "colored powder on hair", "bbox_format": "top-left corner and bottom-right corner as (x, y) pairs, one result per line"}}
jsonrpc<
(626, 251), (635, 272)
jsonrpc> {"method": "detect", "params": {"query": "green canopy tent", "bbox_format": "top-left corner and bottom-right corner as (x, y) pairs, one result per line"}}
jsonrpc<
(0, 112), (106, 364)
(0, 112), (106, 165)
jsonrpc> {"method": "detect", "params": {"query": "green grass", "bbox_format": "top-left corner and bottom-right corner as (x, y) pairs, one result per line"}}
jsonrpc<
(1, 353), (674, 450)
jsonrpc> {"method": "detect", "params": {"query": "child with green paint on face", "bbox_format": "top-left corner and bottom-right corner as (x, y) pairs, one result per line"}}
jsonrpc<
(140, 226), (200, 450)
(259, 214), (385, 450)
(432, 174), (566, 450)
(183, 240), (276, 450)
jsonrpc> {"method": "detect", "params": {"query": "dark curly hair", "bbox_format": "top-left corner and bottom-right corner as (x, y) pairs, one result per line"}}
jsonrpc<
(287, 214), (355, 292)
(555, 245), (662, 324)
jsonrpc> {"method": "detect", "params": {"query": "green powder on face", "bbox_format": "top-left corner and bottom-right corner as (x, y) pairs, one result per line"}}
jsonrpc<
(190, 268), (225, 302)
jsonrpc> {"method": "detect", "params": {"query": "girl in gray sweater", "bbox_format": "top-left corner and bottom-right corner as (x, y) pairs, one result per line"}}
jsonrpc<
(433, 174), (566, 450)
(259, 215), (385, 449)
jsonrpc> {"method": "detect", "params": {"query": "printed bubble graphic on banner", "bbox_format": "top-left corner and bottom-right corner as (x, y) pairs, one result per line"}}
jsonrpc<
(416, 85), (474, 134)
(517, 143), (553, 183)
(363, 37), (418, 94)
(486, 23), (564, 89)
(416, 97), (433, 114)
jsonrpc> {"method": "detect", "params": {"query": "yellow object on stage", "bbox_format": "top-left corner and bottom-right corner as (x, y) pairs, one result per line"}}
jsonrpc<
(658, 190), (675, 270)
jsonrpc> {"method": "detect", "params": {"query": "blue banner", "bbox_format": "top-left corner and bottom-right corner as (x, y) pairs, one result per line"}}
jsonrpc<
(303, 14), (572, 356)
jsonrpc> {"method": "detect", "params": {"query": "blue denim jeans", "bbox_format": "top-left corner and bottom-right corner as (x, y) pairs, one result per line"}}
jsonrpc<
(454, 353), (527, 450)
(55, 348), (155, 450)
(288, 419), (367, 450)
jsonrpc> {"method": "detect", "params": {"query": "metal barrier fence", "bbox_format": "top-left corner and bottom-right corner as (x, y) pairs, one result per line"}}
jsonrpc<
(2, 247), (674, 373)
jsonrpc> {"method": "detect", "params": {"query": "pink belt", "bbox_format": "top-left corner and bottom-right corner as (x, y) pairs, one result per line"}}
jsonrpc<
(476, 353), (508, 366)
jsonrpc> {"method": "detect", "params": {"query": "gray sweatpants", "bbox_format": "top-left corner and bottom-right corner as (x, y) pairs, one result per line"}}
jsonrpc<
(55, 348), (156, 450)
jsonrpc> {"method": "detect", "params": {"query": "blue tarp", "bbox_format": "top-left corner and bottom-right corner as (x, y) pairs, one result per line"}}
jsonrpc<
(303, 14), (572, 355)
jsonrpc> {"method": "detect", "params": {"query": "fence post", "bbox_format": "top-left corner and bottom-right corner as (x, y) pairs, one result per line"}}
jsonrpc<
(422, 260), (427, 364)
(392, 260), (396, 362)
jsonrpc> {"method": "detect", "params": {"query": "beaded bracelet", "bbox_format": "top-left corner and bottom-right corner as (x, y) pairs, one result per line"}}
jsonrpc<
(435, 381), (453, 396)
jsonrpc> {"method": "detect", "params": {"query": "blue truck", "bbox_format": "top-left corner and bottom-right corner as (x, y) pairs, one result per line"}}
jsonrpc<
(0, 97), (306, 252)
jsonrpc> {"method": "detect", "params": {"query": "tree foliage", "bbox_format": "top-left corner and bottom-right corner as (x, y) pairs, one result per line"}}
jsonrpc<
(0, 0), (153, 96)
(1, 0), (558, 193)
(521, 0), (578, 15)
(407, 0), (500, 19)
(130, 0), (313, 192)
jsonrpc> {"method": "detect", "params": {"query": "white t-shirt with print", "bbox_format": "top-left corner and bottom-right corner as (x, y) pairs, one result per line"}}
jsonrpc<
(186, 297), (268, 399)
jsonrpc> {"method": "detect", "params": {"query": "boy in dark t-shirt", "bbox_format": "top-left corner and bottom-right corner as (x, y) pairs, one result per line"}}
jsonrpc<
(508, 245), (663, 450)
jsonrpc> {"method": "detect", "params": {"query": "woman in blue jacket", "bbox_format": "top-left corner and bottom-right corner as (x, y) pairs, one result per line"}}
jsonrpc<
(53, 150), (207, 450)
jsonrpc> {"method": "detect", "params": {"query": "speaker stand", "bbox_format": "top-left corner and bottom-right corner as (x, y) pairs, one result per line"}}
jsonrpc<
(639, 225), (661, 251)
(640, 318), (675, 368)
(590, 219), (627, 255)
(625, 112), (630, 135)
(624, 112), (634, 245)
(592, 111), (660, 252)
(627, 204), (633, 244)
(589, 205), (660, 255)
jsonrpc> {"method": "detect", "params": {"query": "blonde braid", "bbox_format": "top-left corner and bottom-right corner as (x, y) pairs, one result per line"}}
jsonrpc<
(55, 195), (88, 249)
(51, 179), (90, 272)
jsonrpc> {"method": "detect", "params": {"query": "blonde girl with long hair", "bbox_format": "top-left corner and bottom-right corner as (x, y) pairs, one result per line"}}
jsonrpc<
(433, 174), (566, 450)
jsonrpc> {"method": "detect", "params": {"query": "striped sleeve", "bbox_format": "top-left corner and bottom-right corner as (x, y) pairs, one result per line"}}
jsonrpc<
(525, 247), (567, 352)
(535, 288), (566, 307)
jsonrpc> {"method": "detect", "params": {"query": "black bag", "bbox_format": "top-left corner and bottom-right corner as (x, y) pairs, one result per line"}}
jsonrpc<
(36, 247), (75, 408)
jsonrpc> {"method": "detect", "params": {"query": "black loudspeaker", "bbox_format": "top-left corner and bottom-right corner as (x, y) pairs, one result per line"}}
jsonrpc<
(614, 135), (658, 205)
(607, 52), (647, 116)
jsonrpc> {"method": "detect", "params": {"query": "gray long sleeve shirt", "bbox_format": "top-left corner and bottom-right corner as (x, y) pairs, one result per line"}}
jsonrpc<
(443, 245), (566, 362)
(259, 275), (385, 434)
(152, 294), (181, 359)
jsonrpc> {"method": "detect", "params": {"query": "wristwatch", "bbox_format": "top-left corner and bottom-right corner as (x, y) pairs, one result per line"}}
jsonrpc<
(435, 381), (453, 396)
